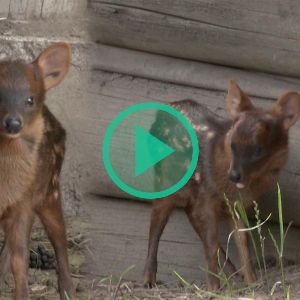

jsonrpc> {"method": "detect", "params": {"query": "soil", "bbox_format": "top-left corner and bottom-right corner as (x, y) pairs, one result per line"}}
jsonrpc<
(0, 219), (300, 300)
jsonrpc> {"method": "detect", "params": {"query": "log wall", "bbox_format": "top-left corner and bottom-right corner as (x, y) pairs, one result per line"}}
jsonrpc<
(84, 44), (300, 281)
(86, 44), (300, 226)
(89, 0), (300, 77)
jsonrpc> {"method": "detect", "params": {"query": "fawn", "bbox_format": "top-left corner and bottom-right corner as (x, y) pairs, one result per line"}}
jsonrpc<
(0, 43), (74, 299)
(143, 80), (300, 291)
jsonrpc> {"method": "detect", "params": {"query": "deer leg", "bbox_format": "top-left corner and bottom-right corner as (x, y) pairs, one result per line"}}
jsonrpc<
(185, 204), (220, 291)
(218, 246), (237, 279)
(2, 203), (34, 300)
(36, 188), (75, 300)
(228, 218), (256, 284)
(143, 199), (174, 288)
(0, 237), (11, 283)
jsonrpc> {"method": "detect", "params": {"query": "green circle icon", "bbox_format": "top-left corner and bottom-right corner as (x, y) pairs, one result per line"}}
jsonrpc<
(102, 102), (199, 199)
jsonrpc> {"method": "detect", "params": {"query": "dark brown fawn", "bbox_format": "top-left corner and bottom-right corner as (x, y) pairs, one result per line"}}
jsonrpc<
(0, 43), (74, 299)
(143, 80), (300, 291)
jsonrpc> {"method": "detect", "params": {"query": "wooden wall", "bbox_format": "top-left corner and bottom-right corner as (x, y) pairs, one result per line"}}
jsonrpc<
(86, 0), (300, 226)
(84, 43), (300, 281)
(86, 44), (300, 226)
(89, 0), (300, 77)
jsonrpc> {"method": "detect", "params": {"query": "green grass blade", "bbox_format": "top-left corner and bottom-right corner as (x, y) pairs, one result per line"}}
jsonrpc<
(277, 183), (284, 257)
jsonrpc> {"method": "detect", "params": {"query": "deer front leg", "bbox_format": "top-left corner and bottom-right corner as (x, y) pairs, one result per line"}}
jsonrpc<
(0, 237), (11, 283)
(228, 218), (256, 284)
(219, 246), (237, 279)
(2, 202), (34, 300)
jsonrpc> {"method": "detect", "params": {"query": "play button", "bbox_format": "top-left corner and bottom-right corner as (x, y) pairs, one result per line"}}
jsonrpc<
(135, 126), (175, 177)
(102, 102), (199, 200)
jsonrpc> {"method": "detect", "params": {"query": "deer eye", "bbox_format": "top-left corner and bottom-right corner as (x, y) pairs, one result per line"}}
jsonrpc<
(26, 96), (34, 106)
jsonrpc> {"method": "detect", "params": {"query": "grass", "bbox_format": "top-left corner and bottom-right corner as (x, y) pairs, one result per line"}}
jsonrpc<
(92, 265), (136, 300)
(267, 184), (293, 298)
(172, 183), (293, 299)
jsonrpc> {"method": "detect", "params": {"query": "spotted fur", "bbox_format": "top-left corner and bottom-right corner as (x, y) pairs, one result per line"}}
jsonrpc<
(144, 81), (300, 291)
(0, 43), (74, 300)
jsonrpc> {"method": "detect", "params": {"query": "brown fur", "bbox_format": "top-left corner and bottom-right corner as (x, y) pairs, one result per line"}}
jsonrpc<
(143, 80), (300, 291)
(0, 43), (74, 300)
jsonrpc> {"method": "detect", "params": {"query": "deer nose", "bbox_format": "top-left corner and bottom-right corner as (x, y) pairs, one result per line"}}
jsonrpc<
(228, 169), (242, 183)
(4, 116), (23, 134)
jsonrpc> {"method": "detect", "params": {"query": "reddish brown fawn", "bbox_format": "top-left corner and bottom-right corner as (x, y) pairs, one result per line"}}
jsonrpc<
(143, 80), (300, 291)
(0, 43), (74, 299)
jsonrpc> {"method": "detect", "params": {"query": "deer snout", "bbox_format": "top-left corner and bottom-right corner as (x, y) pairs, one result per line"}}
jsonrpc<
(228, 168), (242, 183)
(4, 116), (23, 134)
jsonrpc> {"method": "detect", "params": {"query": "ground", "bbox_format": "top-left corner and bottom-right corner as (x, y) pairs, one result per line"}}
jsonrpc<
(1, 219), (300, 300)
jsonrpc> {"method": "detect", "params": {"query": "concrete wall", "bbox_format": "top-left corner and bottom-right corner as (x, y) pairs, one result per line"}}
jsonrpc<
(0, 0), (87, 19)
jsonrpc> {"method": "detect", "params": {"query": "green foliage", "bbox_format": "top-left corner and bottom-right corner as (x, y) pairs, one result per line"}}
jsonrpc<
(173, 184), (293, 299)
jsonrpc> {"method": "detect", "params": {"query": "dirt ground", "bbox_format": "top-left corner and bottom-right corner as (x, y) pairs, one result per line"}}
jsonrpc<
(0, 219), (299, 300)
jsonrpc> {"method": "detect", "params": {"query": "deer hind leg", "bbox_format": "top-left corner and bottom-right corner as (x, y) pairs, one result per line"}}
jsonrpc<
(143, 198), (175, 288)
(36, 183), (75, 300)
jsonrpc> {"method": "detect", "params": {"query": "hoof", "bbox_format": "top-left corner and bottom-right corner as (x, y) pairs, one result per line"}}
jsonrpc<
(143, 282), (153, 289)
(244, 272), (256, 285)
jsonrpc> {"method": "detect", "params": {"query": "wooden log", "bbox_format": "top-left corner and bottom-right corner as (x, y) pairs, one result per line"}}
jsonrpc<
(90, 0), (300, 39)
(89, 1), (300, 77)
(90, 44), (300, 101)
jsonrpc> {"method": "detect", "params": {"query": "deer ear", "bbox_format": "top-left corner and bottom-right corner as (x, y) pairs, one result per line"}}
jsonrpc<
(272, 91), (300, 130)
(34, 43), (71, 91)
(226, 80), (254, 118)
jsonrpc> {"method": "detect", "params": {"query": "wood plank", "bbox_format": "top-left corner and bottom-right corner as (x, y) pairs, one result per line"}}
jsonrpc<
(90, 44), (300, 101)
(89, 3), (300, 77)
(90, 0), (300, 39)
